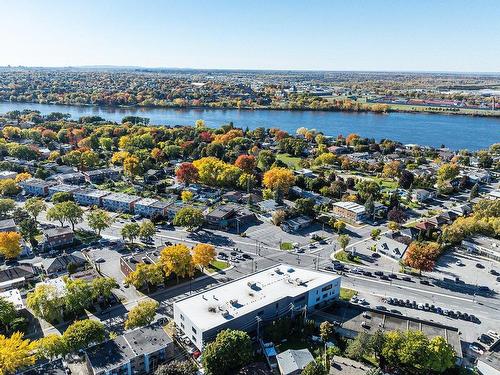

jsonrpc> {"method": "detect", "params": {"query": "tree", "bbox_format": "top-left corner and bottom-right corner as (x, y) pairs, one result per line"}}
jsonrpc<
(426, 336), (455, 373)
(0, 332), (37, 374)
(294, 198), (315, 217)
(14, 172), (32, 183)
(262, 167), (295, 193)
(47, 201), (83, 230)
(192, 243), (216, 271)
(51, 191), (74, 203)
(0, 179), (20, 196)
(87, 209), (113, 236)
(125, 300), (159, 329)
(121, 222), (140, 243)
(159, 244), (194, 282)
(477, 150), (493, 168)
(234, 154), (256, 173)
(302, 360), (327, 375)
(36, 334), (65, 360)
(0, 198), (15, 218)
(0, 232), (22, 259)
(181, 190), (193, 203)
(271, 209), (286, 226)
(437, 163), (459, 182)
(155, 360), (197, 375)
(258, 150), (276, 171)
(26, 284), (64, 322)
(319, 321), (333, 343)
(0, 297), (17, 330)
(364, 195), (375, 220)
(176, 162), (198, 186)
(334, 220), (346, 234)
(64, 277), (94, 315)
(370, 228), (381, 241)
(139, 220), (156, 241)
(125, 263), (164, 292)
(382, 160), (401, 178)
(91, 277), (117, 301)
(62, 319), (105, 352)
(387, 207), (407, 224)
(387, 221), (400, 232)
(173, 207), (204, 231)
(469, 183), (479, 201)
(338, 234), (350, 252)
(24, 197), (46, 222)
(370, 329), (386, 360)
(123, 155), (140, 179)
(355, 180), (381, 201)
(404, 242), (441, 274)
(346, 332), (372, 361)
(202, 329), (253, 375)
(399, 170), (414, 189)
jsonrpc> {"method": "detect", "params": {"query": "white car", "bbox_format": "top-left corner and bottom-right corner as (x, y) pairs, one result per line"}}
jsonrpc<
(469, 344), (484, 355)
(455, 260), (463, 266)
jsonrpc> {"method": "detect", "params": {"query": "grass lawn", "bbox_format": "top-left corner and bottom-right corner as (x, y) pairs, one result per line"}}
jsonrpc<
(334, 250), (362, 264)
(280, 242), (293, 251)
(206, 260), (230, 273)
(74, 229), (99, 244)
(276, 153), (301, 170)
(373, 177), (398, 190)
(339, 287), (358, 301)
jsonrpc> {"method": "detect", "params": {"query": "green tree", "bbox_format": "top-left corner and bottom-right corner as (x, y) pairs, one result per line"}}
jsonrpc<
(124, 300), (159, 329)
(370, 228), (381, 241)
(46, 201), (83, 230)
(24, 197), (47, 221)
(202, 329), (253, 375)
(155, 360), (197, 375)
(294, 198), (315, 217)
(302, 360), (327, 375)
(319, 321), (333, 343)
(426, 336), (455, 373)
(26, 284), (64, 322)
(173, 207), (204, 231)
(370, 329), (386, 360)
(87, 209), (113, 236)
(334, 220), (346, 234)
(338, 234), (350, 252)
(121, 222), (140, 243)
(64, 277), (94, 315)
(346, 332), (372, 361)
(139, 220), (156, 240)
(469, 183), (479, 201)
(36, 334), (65, 360)
(91, 277), (117, 301)
(62, 319), (105, 352)
(51, 191), (74, 203)
(18, 216), (39, 246)
(0, 198), (15, 218)
(364, 195), (375, 220)
(0, 296), (17, 330)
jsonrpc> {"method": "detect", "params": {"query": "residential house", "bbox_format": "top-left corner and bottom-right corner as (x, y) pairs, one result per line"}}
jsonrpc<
(0, 289), (25, 311)
(451, 203), (472, 216)
(276, 349), (315, 375)
(294, 168), (317, 178)
(48, 184), (81, 197)
(19, 178), (57, 196)
(327, 145), (349, 155)
(0, 171), (17, 180)
(144, 169), (165, 184)
(281, 216), (313, 233)
(120, 251), (160, 278)
(50, 172), (86, 185)
(41, 227), (75, 250)
(290, 186), (331, 206)
(73, 188), (111, 206)
(85, 324), (175, 375)
(0, 265), (35, 291)
(84, 168), (121, 184)
(204, 204), (255, 230)
(411, 189), (435, 203)
(332, 201), (365, 223)
(0, 218), (17, 232)
(41, 251), (86, 276)
(134, 198), (171, 218)
(102, 193), (141, 213)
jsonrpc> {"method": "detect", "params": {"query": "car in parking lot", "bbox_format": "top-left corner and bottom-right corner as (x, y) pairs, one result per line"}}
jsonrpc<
(218, 252), (228, 259)
(371, 253), (380, 258)
(242, 253), (252, 260)
(455, 260), (463, 266)
(374, 271), (384, 276)
(490, 269), (499, 276)
(476, 263), (485, 269)
(469, 344), (484, 355)
(95, 257), (105, 263)
(380, 275), (389, 280)
(419, 279), (430, 285)
(402, 276), (412, 282)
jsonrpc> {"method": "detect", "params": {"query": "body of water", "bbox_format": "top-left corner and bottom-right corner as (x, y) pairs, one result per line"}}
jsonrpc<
(0, 101), (498, 150)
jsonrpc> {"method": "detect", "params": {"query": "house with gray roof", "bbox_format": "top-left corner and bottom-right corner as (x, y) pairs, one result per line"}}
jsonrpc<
(74, 188), (111, 206)
(0, 218), (17, 232)
(102, 193), (141, 213)
(276, 349), (314, 375)
(41, 251), (86, 276)
(376, 232), (412, 260)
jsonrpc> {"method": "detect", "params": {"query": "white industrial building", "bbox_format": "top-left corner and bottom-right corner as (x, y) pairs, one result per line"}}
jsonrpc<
(173, 265), (341, 350)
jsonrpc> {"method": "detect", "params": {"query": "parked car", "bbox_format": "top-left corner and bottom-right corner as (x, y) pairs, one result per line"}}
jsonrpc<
(469, 344), (484, 355)
(476, 263), (485, 269)
(419, 279), (430, 285)
(402, 276), (412, 281)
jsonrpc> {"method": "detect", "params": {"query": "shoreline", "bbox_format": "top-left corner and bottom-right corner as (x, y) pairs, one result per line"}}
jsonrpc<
(1, 100), (500, 119)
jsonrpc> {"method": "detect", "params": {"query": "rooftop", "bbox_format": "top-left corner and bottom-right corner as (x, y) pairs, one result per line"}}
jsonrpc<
(0, 218), (16, 230)
(174, 264), (340, 331)
(75, 188), (111, 198)
(276, 349), (314, 375)
(135, 197), (159, 206)
(333, 201), (366, 214)
(48, 184), (81, 193)
(43, 226), (74, 238)
(103, 192), (141, 203)
(0, 289), (24, 310)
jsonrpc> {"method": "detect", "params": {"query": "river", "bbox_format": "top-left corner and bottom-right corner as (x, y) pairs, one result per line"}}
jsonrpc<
(0, 101), (498, 150)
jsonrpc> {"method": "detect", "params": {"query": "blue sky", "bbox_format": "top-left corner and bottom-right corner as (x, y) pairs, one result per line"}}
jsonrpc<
(1, 0), (499, 72)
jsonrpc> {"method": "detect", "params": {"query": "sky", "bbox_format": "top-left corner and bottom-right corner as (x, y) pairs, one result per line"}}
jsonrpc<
(1, 0), (499, 72)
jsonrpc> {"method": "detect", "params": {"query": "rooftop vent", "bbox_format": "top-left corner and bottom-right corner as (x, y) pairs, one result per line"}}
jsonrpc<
(287, 267), (295, 273)
(275, 268), (283, 274)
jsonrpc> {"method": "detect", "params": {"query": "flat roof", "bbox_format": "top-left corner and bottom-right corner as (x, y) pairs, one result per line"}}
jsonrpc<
(0, 218), (16, 230)
(175, 264), (340, 331)
(135, 198), (159, 206)
(333, 201), (366, 214)
(48, 184), (81, 193)
(0, 289), (24, 310)
(75, 188), (111, 198)
(103, 192), (141, 203)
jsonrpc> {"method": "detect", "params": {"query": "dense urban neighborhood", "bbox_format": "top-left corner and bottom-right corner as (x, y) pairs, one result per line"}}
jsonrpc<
(0, 109), (497, 375)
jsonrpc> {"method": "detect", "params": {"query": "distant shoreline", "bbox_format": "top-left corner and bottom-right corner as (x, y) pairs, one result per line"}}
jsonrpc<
(1, 100), (500, 119)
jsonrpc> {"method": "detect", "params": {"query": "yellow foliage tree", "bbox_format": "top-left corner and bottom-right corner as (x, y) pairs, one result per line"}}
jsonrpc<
(110, 151), (130, 165)
(192, 243), (216, 270)
(14, 172), (32, 183)
(0, 332), (37, 375)
(0, 232), (21, 259)
(159, 244), (194, 282)
(262, 167), (295, 193)
(123, 156), (140, 178)
(181, 190), (193, 203)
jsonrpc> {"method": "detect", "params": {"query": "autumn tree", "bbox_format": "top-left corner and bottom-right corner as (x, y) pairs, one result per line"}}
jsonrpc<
(382, 160), (401, 178)
(262, 167), (295, 195)
(125, 263), (164, 292)
(125, 300), (159, 329)
(26, 284), (64, 322)
(123, 155), (140, 179)
(159, 244), (194, 282)
(14, 172), (31, 183)
(338, 234), (350, 252)
(192, 243), (216, 271)
(0, 179), (20, 196)
(404, 242), (441, 274)
(139, 220), (156, 240)
(87, 209), (113, 236)
(0, 232), (22, 259)
(181, 190), (193, 203)
(0, 332), (37, 374)
(234, 154), (256, 173)
(176, 162), (198, 186)
(0, 198), (15, 218)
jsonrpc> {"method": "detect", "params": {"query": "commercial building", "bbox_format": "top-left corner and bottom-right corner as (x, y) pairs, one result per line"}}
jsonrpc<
(173, 265), (341, 350)
(102, 193), (141, 213)
(85, 323), (175, 375)
(74, 188), (111, 206)
(204, 204), (255, 230)
(19, 178), (57, 196)
(463, 236), (500, 262)
(332, 201), (365, 223)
